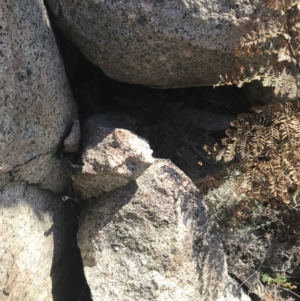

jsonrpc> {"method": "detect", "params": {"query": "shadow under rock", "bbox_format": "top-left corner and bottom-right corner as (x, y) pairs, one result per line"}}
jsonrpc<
(0, 181), (92, 301)
(50, 200), (92, 301)
(77, 181), (139, 268)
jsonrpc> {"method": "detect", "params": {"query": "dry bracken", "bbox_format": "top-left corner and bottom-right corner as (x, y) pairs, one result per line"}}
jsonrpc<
(216, 0), (300, 94)
(205, 102), (300, 204)
(202, 103), (300, 301)
(235, 0), (300, 64)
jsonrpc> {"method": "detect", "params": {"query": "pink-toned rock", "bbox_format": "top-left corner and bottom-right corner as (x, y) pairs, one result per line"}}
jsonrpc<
(10, 153), (70, 195)
(77, 159), (249, 301)
(64, 119), (81, 153)
(73, 114), (154, 200)
(52, 0), (297, 99)
(0, 183), (69, 301)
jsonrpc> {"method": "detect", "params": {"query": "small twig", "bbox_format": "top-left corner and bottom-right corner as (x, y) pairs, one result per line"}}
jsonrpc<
(237, 250), (268, 291)
(287, 41), (300, 71)
(278, 286), (300, 299)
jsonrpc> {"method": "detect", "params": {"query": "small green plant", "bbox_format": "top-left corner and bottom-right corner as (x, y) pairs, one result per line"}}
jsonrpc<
(262, 274), (297, 290)
(262, 274), (287, 286)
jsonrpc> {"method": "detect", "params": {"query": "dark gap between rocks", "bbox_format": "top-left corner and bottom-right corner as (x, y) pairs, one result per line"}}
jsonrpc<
(51, 200), (92, 301)
(53, 25), (257, 185)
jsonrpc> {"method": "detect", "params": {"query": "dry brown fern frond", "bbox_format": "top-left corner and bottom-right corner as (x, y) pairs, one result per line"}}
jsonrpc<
(202, 101), (300, 301)
(217, 0), (300, 94)
(204, 102), (300, 204)
(235, 0), (300, 66)
(235, 31), (290, 58)
(286, 2), (300, 64)
(213, 102), (299, 162)
(198, 170), (228, 195)
(266, 0), (299, 11)
(215, 65), (297, 99)
(261, 69), (298, 96)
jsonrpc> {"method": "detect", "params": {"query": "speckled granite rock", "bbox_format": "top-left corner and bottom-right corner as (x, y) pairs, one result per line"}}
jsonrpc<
(51, 0), (297, 98)
(64, 119), (81, 153)
(77, 159), (239, 301)
(0, 182), (69, 301)
(0, 0), (77, 193)
(73, 113), (153, 200)
(10, 153), (71, 195)
(221, 277), (251, 301)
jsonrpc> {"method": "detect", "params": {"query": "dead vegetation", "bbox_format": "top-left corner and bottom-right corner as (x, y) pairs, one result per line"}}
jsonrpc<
(205, 102), (300, 203)
(202, 102), (300, 301)
(235, 0), (300, 64)
(216, 0), (300, 100)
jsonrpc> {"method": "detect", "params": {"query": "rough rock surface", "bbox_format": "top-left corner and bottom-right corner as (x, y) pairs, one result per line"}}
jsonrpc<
(73, 114), (154, 200)
(222, 277), (251, 301)
(0, 182), (69, 301)
(10, 153), (71, 195)
(64, 119), (81, 153)
(52, 0), (297, 98)
(77, 159), (244, 301)
(0, 0), (77, 193)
